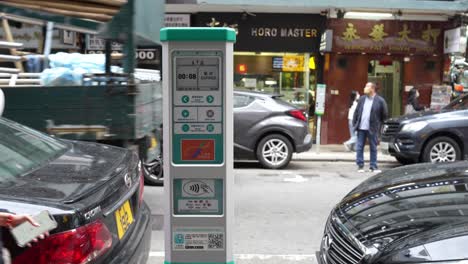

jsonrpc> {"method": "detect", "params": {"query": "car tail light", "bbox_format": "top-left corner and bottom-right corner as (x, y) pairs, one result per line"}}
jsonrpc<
(286, 109), (307, 122)
(13, 220), (112, 264)
(139, 164), (145, 207)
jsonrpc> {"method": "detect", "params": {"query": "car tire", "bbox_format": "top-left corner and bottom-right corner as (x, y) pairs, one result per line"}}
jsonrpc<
(422, 136), (462, 163)
(256, 134), (293, 169)
(143, 158), (164, 186)
(395, 156), (415, 165)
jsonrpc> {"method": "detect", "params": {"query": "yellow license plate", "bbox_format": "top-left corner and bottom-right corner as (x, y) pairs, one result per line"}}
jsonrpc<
(114, 200), (134, 240)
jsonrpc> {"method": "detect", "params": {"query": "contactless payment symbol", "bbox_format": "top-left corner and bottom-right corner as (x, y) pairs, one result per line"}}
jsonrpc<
(182, 124), (190, 132)
(181, 139), (215, 161)
(182, 110), (190, 118)
(182, 95), (190, 103)
(206, 95), (214, 104)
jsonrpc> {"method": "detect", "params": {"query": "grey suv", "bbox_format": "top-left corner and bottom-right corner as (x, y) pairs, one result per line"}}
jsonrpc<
(381, 94), (468, 164)
(234, 90), (312, 169)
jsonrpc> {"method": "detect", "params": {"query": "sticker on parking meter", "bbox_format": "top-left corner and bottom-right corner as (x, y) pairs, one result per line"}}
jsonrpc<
(173, 227), (225, 251)
(181, 139), (215, 161)
(173, 179), (223, 215)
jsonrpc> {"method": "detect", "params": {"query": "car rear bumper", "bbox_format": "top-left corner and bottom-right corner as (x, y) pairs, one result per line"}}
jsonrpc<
(296, 133), (313, 153)
(108, 202), (152, 264)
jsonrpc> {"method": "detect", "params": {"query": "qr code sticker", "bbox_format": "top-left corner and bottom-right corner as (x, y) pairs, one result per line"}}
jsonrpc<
(208, 233), (224, 249)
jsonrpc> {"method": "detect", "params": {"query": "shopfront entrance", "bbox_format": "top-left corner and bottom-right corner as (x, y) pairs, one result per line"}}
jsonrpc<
(368, 59), (402, 117)
(321, 19), (446, 144)
(193, 12), (326, 140)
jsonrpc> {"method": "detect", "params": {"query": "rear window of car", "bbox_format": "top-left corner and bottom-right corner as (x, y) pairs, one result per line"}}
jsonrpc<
(234, 94), (255, 108)
(0, 118), (68, 179)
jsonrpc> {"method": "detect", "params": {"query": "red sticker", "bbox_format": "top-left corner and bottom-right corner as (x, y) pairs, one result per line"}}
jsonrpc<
(181, 139), (215, 161)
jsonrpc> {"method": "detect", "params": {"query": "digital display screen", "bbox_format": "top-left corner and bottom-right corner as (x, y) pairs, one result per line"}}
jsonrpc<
(272, 57), (283, 70)
(175, 57), (220, 91)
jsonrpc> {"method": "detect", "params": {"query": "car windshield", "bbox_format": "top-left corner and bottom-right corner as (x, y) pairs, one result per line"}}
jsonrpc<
(0, 118), (68, 179)
(443, 95), (468, 110)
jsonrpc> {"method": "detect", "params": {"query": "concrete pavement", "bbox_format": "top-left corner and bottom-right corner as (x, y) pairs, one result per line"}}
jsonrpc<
(293, 144), (397, 164)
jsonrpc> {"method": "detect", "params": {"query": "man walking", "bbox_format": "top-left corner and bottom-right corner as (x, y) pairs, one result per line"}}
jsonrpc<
(352, 82), (388, 173)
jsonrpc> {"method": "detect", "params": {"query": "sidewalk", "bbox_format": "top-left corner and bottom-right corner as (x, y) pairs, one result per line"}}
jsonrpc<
(292, 144), (397, 164)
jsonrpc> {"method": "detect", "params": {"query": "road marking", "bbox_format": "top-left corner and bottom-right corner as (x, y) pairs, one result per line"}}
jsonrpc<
(283, 175), (308, 183)
(149, 251), (315, 260)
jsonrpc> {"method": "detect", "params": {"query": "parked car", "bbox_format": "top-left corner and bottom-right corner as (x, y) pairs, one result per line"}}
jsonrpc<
(234, 90), (313, 169)
(0, 118), (151, 264)
(381, 94), (468, 164)
(318, 162), (468, 264)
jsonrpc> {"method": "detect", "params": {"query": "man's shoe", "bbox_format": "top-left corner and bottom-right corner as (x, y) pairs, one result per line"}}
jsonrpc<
(370, 167), (382, 173)
(357, 166), (365, 173)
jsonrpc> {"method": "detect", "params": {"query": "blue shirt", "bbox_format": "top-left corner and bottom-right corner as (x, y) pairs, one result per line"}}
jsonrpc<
(359, 95), (374, 130)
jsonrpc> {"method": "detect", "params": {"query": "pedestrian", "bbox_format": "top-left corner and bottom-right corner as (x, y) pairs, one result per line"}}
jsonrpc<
(0, 211), (48, 264)
(343, 91), (360, 151)
(405, 88), (424, 114)
(352, 82), (388, 173)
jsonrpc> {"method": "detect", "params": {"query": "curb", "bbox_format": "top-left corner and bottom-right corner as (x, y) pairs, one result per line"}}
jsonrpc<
(292, 158), (398, 164)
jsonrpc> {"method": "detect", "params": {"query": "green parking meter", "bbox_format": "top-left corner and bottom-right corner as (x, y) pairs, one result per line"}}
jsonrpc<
(161, 28), (236, 264)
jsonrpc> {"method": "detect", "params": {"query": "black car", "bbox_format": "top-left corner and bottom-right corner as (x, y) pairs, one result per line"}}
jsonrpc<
(318, 162), (468, 264)
(0, 118), (151, 264)
(381, 94), (468, 164)
(234, 90), (312, 169)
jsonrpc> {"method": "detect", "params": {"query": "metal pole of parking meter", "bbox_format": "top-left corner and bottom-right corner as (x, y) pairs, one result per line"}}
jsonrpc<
(315, 84), (326, 154)
(161, 28), (236, 264)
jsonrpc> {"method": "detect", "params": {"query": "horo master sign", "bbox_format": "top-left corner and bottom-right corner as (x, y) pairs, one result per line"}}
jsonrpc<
(161, 28), (236, 264)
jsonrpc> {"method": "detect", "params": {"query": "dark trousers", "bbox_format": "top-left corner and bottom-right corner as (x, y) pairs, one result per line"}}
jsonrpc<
(356, 129), (378, 168)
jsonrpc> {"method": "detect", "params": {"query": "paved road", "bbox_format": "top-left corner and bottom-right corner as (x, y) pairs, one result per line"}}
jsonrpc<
(144, 161), (398, 264)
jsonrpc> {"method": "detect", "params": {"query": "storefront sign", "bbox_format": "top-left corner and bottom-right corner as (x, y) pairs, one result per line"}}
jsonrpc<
(193, 13), (326, 52)
(329, 19), (445, 55)
(86, 35), (123, 50)
(0, 24), (76, 49)
(164, 14), (191, 27)
(320, 29), (333, 52)
(444, 27), (467, 54)
(86, 34), (160, 65)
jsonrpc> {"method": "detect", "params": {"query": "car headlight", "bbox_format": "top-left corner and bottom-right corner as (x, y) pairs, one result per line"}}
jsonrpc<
(401, 121), (428, 132)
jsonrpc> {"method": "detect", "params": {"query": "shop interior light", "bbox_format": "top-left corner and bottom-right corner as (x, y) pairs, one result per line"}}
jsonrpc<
(344, 12), (393, 20)
(237, 64), (247, 74)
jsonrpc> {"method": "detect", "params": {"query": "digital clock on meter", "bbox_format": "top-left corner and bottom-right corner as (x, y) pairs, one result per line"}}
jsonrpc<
(177, 73), (197, 80)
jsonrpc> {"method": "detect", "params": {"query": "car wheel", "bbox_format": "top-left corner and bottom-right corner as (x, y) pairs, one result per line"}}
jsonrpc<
(422, 137), (461, 163)
(143, 158), (164, 186)
(256, 134), (293, 169)
(395, 156), (415, 165)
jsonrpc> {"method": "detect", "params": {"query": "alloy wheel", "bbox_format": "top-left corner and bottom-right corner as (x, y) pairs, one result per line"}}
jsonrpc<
(262, 139), (289, 166)
(429, 142), (457, 163)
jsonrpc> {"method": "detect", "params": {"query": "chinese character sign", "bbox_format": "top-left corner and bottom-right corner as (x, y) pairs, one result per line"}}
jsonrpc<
(329, 19), (445, 55)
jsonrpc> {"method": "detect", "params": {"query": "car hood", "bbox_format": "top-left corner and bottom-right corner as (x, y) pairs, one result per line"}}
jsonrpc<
(335, 162), (468, 259)
(0, 140), (132, 206)
(386, 109), (462, 124)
